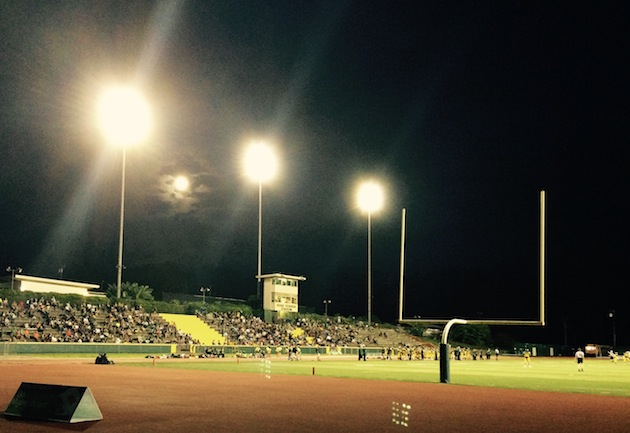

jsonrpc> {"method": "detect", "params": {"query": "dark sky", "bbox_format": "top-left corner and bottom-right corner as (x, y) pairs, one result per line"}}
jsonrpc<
(1, 1), (628, 346)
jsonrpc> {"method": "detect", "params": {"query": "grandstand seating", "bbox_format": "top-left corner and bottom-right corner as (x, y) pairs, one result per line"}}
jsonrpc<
(1, 296), (431, 350)
(0, 300), (185, 344)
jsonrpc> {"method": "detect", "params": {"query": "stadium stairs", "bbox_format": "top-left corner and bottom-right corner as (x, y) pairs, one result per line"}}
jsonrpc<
(159, 313), (225, 345)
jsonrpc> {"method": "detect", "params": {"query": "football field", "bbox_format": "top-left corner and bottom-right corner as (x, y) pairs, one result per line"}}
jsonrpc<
(3, 355), (630, 432)
(123, 354), (630, 397)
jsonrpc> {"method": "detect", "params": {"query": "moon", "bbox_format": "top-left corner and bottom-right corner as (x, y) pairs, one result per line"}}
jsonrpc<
(174, 175), (190, 192)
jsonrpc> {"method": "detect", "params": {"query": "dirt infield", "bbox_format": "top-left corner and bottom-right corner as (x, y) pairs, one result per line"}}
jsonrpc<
(1, 358), (629, 433)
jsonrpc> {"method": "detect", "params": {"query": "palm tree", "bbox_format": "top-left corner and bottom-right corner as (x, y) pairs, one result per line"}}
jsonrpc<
(106, 282), (154, 301)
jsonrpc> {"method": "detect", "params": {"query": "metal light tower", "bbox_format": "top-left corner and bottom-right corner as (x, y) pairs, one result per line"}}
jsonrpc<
(609, 311), (617, 349)
(323, 299), (332, 318)
(200, 287), (211, 304)
(356, 180), (384, 326)
(97, 85), (151, 299)
(6, 266), (23, 291)
(243, 141), (278, 305)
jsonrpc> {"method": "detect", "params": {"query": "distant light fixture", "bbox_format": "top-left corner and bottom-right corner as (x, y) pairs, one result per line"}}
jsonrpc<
(323, 299), (332, 318)
(6, 266), (23, 291)
(199, 287), (211, 303)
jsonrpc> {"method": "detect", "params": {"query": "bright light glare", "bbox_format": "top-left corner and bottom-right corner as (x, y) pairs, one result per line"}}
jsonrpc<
(357, 180), (384, 213)
(174, 175), (190, 192)
(97, 86), (151, 147)
(244, 141), (278, 183)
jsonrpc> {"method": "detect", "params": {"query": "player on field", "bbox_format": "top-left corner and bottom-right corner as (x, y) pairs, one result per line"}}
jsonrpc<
(609, 350), (618, 363)
(575, 348), (585, 372)
(523, 348), (531, 367)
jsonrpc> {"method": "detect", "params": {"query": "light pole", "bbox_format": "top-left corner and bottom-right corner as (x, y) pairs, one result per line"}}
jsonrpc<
(243, 141), (278, 306)
(323, 299), (331, 318)
(6, 266), (23, 291)
(356, 180), (384, 326)
(97, 85), (151, 299)
(200, 287), (211, 304)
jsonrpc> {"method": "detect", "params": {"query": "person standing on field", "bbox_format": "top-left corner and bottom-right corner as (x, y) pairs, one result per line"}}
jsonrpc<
(523, 348), (531, 367)
(575, 348), (585, 372)
(608, 350), (618, 363)
(358, 344), (367, 361)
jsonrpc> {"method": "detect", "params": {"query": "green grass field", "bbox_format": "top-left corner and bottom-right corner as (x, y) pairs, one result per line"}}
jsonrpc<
(121, 355), (630, 397)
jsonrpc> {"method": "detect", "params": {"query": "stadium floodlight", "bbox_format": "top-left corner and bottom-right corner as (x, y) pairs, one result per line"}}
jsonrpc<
(356, 180), (384, 326)
(243, 141), (278, 304)
(97, 85), (151, 299)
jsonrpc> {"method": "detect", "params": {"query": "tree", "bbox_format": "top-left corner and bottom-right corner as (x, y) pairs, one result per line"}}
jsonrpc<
(450, 324), (492, 347)
(106, 282), (154, 301)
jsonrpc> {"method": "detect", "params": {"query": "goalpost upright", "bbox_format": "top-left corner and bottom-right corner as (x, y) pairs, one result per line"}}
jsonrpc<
(398, 190), (546, 327)
(397, 191), (547, 383)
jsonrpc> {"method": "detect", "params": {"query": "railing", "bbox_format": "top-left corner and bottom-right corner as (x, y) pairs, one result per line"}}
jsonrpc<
(1, 342), (389, 357)
(0, 342), (175, 355)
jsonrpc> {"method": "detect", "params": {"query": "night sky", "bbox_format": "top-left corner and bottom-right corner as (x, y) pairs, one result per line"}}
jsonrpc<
(1, 1), (628, 346)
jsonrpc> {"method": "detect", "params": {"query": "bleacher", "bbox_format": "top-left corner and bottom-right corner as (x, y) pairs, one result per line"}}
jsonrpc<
(1, 296), (431, 351)
(0, 300), (181, 344)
